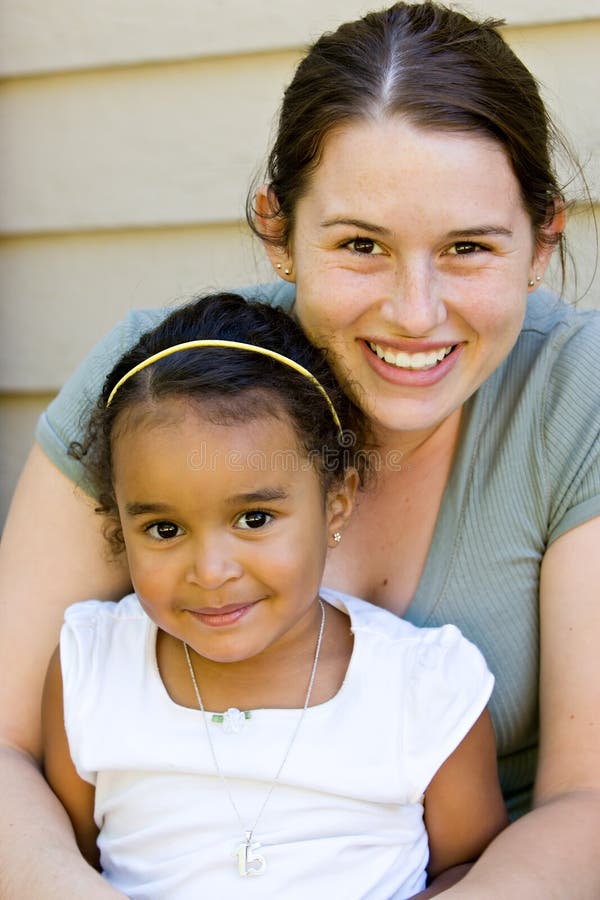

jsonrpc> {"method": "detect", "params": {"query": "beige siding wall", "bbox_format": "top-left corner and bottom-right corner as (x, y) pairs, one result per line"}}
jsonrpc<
(1, 1), (599, 526)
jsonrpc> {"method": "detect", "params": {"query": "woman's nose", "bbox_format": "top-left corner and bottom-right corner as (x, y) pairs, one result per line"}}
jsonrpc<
(381, 262), (447, 335)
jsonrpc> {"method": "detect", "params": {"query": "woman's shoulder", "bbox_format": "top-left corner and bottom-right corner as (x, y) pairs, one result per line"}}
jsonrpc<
(520, 289), (600, 351)
(488, 290), (600, 412)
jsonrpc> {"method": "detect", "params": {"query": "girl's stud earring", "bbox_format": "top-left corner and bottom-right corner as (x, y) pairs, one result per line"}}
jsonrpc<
(284, 268), (291, 276)
(333, 532), (342, 544)
(528, 278), (535, 287)
(276, 263), (282, 270)
(536, 274), (542, 282)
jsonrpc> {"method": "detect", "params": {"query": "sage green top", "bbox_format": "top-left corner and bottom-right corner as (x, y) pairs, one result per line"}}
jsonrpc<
(36, 285), (600, 819)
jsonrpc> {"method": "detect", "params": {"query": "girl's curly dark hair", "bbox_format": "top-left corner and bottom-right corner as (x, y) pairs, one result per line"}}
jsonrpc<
(70, 292), (372, 554)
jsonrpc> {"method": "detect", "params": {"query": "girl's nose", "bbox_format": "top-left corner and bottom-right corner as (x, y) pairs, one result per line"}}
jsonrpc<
(185, 535), (243, 589)
(381, 262), (447, 335)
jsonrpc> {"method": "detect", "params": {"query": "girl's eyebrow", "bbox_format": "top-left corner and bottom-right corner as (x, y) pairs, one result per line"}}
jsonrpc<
(124, 501), (173, 516)
(227, 488), (289, 505)
(124, 489), (290, 517)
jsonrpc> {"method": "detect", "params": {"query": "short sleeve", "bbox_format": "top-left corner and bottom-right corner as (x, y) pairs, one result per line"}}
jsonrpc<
(60, 599), (114, 785)
(542, 312), (600, 545)
(402, 625), (494, 801)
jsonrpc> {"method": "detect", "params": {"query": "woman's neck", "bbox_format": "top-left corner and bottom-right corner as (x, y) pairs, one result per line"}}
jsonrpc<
(372, 407), (463, 473)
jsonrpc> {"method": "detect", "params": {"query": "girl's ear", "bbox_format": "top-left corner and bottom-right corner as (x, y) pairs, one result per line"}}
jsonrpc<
(326, 468), (359, 549)
(254, 184), (294, 280)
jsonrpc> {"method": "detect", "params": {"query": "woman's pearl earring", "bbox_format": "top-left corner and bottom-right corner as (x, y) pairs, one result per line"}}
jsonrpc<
(332, 532), (342, 544)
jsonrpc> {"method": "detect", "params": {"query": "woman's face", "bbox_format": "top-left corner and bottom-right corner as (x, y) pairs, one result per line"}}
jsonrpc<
(274, 119), (555, 441)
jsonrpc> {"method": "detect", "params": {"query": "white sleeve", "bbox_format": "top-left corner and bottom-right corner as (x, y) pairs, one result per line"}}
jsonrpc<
(60, 599), (111, 785)
(401, 624), (494, 802)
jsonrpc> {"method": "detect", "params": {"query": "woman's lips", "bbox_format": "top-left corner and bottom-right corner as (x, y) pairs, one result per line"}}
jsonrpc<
(187, 601), (257, 628)
(361, 339), (462, 386)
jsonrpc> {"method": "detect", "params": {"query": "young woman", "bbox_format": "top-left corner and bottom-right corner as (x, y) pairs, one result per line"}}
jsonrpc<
(42, 293), (506, 898)
(1, 3), (599, 897)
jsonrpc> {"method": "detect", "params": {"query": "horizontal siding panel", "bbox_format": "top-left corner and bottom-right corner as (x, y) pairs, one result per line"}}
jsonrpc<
(0, 224), (273, 391)
(0, 52), (299, 235)
(1, 22), (598, 237)
(2, 0), (598, 78)
(508, 22), (600, 201)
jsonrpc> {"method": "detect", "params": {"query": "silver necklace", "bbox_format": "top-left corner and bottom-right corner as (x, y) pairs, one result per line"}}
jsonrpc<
(182, 598), (326, 877)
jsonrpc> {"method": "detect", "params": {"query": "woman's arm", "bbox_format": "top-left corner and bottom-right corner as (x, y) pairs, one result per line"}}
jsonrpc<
(434, 517), (600, 899)
(0, 444), (130, 898)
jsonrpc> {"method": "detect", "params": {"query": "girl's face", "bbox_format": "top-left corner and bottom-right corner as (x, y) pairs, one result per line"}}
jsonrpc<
(112, 400), (353, 664)
(266, 119), (557, 442)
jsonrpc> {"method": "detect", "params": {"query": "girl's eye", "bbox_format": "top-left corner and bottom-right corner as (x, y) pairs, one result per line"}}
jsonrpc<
(236, 511), (273, 530)
(146, 521), (184, 541)
(344, 237), (384, 255)
(447, 241), (485, 256)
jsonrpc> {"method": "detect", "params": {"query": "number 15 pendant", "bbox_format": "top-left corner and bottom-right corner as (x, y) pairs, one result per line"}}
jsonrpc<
(234, 831), (267, 876)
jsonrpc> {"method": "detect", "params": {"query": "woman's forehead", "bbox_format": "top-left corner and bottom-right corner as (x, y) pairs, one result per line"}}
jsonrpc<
(297, 118), (524, 226)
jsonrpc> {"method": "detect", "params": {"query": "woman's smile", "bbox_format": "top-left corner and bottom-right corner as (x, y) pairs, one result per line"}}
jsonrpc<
(362, 339), (462, 387)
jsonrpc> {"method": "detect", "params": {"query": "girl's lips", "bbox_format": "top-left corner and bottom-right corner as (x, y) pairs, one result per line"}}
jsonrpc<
(188, 601), (257, 628)
(361, 339), (463, 387)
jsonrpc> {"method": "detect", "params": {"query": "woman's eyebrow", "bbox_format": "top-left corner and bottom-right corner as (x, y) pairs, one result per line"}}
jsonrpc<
(320, 217), (390, 235)
(446, 225), (513, 238)
(320, 219), (513, 239)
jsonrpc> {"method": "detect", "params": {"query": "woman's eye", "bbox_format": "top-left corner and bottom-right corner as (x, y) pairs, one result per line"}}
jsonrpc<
(146, 521), (183, 541)
(236, 511), (273, 530)
(345, 237), (384, 255)
(447, 241), (485, 256)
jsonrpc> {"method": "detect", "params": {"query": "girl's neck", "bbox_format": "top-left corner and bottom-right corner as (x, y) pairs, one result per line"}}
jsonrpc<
(156, 600), (353, 714)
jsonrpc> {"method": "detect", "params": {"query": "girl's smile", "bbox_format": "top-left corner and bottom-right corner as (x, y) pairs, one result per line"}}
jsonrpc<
(185, 601), (260, 628)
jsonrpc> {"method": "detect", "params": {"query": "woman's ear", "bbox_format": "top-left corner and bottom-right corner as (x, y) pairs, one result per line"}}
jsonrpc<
(529, 202), (567, 288)
(326, 468), (359, 549)
(254, 184), (294, 279)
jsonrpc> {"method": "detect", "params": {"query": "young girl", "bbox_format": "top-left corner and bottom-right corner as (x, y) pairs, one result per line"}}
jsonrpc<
(42, 293), (506, 899)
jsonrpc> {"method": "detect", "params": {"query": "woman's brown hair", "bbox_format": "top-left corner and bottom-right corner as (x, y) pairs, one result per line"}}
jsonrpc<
(248, 1), (569, 273)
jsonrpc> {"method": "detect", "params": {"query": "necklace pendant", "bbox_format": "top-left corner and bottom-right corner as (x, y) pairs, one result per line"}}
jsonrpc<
(220, 707), (250, 734)
(234, 831), (266, 877)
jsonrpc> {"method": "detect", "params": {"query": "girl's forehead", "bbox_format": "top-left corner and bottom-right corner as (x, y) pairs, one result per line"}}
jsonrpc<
(112, 398), (311, 476)
(112, 402), (326, 507)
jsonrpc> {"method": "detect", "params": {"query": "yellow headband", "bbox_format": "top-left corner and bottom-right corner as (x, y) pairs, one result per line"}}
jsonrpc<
(106, 339), (343, 434)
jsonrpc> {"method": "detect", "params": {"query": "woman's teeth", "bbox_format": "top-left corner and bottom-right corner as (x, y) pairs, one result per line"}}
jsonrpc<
(368, 341), (453, 370)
